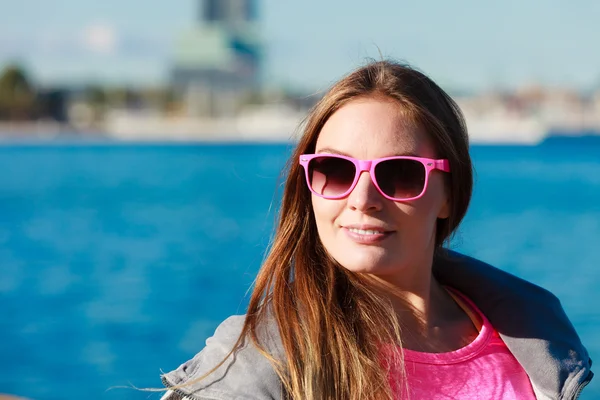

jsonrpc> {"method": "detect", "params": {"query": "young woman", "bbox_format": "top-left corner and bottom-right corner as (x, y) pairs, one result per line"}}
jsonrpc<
(159, 61), (593, 399)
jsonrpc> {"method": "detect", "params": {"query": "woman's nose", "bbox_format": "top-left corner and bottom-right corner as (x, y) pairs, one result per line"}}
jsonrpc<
(347, 171), (384, 212)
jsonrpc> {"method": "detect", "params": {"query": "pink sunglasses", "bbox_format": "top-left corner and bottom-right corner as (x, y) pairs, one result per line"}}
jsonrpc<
(299, 153), (450, 201)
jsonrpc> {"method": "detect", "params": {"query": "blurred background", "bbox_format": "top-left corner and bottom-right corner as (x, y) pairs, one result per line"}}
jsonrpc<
(0, 0), (598, 399)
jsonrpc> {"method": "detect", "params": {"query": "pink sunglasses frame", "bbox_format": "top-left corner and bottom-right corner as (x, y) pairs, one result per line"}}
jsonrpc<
(299, 153), (451, 201)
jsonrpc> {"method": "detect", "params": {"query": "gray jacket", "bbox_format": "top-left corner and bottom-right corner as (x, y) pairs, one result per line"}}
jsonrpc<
(161, 251), (593, 400)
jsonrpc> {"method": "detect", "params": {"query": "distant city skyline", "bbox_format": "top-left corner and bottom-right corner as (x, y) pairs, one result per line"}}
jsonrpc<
(1, 0), (600, 92)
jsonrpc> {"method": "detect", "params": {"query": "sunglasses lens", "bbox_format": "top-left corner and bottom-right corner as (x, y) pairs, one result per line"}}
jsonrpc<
(375, 159), (426, 199)
(308, 156), (356, 197)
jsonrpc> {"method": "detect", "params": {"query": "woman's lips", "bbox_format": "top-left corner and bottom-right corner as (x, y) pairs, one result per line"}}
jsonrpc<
(343, 227), (394, 244)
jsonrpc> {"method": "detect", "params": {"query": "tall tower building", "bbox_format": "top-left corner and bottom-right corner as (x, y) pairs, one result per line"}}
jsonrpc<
(201, 0), (258, 24)
(171, 0), (263, 117)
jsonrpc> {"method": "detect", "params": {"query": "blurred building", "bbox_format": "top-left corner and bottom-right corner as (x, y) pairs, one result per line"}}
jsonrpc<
(37, 88), (69, 123)
(171, 0), (263, 118)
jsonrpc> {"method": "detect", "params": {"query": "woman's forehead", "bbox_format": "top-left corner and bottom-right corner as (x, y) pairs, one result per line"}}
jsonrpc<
(315, 97), (436, 158)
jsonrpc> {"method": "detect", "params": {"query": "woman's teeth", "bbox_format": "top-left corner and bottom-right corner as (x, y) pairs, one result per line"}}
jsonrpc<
(348, 228), (385, 235)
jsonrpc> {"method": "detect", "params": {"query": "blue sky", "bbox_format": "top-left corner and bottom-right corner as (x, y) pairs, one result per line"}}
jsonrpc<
(1, 0), (599, 91)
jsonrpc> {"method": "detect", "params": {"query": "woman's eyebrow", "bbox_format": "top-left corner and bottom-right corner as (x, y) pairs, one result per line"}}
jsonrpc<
(315, 147), (420, 157)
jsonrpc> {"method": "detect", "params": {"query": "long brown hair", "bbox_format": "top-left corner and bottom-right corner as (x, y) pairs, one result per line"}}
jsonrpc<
(242, 60), (471, 399)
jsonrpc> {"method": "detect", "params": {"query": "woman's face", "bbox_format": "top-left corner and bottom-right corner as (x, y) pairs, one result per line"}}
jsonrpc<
(311, 96), (450, 287)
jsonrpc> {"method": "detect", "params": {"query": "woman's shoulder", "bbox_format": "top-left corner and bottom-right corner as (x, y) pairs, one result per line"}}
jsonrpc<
(161, 315), (285, 400)
(434, 249), (593, 400)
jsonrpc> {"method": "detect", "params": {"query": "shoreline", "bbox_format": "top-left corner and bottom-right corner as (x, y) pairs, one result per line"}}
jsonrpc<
(1, 121), (599, 147)
(1, 135), (598, 148)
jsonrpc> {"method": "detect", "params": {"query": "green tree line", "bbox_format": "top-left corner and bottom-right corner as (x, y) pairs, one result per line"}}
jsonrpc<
(0, 64), (36, 120)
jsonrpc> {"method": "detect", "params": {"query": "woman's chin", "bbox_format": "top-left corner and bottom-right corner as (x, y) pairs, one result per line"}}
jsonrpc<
(336, 256), (398, 275)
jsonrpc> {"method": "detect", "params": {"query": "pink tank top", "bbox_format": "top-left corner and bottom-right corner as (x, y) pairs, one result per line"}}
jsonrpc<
(387, 289), (537, 399)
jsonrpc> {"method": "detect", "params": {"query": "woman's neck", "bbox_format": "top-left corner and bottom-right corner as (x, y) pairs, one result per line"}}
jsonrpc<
(371, 268), (478, 353)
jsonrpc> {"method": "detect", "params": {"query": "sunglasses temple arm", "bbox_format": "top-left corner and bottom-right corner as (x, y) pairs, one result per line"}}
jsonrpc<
(436, 160), (451, 172)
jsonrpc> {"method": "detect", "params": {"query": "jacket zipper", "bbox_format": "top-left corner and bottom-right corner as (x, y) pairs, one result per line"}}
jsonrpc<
(161, 375), (201, 400)
(572, 370), (594, 400)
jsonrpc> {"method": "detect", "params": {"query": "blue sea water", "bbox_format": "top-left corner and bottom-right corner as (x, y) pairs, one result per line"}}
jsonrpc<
(0, 141), (598, 399)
